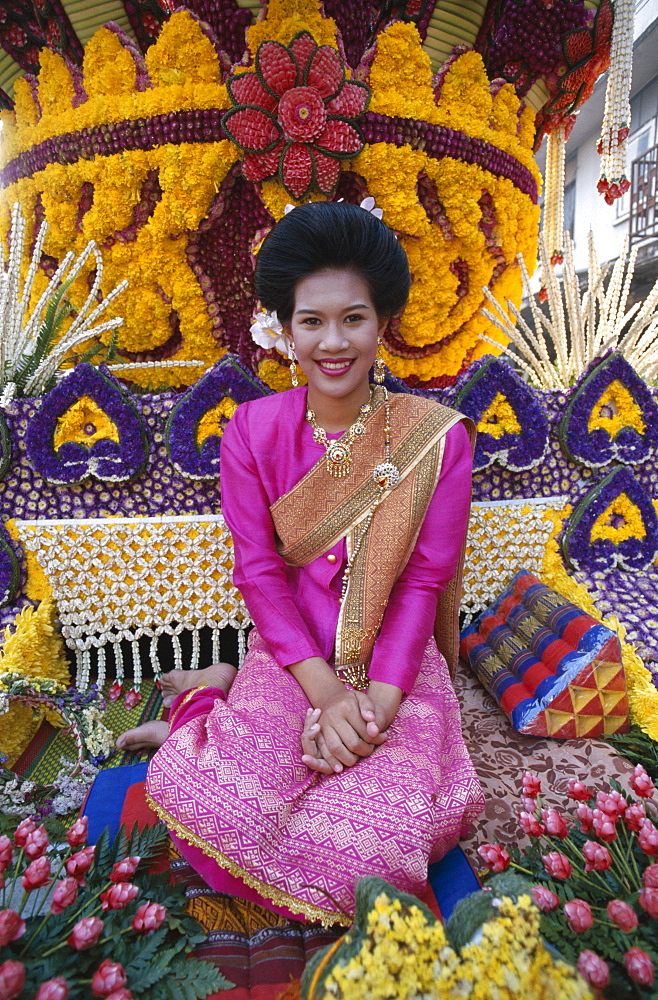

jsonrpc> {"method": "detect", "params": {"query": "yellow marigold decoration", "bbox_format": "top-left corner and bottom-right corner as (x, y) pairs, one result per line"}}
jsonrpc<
(258, 358), (307, 392)
(196, 397), (238, 445)
(247, 0), (338, 51)
(590, 493), (647, 544)
(477, 393), (522, 440)
(588, 380), (646, 438)
(0, 597), (71, 764)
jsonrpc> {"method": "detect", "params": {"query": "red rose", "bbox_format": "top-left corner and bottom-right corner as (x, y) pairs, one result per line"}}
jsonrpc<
(521, 772), (541, 798)
(566, 779), (592, 801)
(66, 846), (95, 883)
(607, 899), (638, 931)
(24, 824), (49, 860)
(625, 802), (646, 832)
(0, 910), (25, 947)
(131, 902), (167, 934)
(0, 961), (25, 1000)
(643, 864), (658, 888)
(582, 840), (612, 872)
(576, 802), (594, 833)
(67, 916), (104, 950)
(35, 979), (69, 1000)
(638, 819), (658, 856)
(541, 807), (568, 838)
(530, 885), (559, 912)
(519, 811), (544, 837)
(22, 855), (51, 890)
(631, 764), (655, 799)
(13, 818), (36, 848)
(592, 808), (617, 842)
(477, 843), (510, 873)
(110, 857), (141, 883)
(577, 951), (610, 989)
(0, 837), (12, 872)
(51, 877), (78, 914)
(91, 960), (127, 998)
(101, 882), (139, 911)
(542, 851), (572, 879)
(66, 816), (88, 848)
(564, 898), (593, 933)
(639, 887), (658, 919)
(624, 947), (655, 986)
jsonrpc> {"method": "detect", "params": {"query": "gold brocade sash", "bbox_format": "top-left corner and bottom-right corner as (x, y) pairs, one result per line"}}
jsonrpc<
(270, 392), (472, 683)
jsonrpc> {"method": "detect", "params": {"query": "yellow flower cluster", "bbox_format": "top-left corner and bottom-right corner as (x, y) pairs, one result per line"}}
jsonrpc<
(0, 597), (71, 764)
(541, 509), (658, 740)
(247, 0), (338, 51)
(317, 892), (591, 1000)
(258, 358), (308, 391)
(53, 395), (120, 452)
(476, 392), (522, 440)
(196, 397), (238, 445)
(588, 380), (646, 438)
(590, 492), (647, 544)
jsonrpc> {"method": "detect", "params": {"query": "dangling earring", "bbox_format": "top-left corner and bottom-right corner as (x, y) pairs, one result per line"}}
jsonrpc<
(289, 343), (299, 388)
(374, 340), (386, 385)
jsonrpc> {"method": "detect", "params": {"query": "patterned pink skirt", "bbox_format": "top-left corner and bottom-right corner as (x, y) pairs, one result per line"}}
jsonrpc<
(146, 631), (484, 926)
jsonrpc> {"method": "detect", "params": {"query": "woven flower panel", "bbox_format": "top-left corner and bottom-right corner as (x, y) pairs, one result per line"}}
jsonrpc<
(461, 498), (567, 626)
(14, 515), (251, 650)
(460, 569), (628, 739)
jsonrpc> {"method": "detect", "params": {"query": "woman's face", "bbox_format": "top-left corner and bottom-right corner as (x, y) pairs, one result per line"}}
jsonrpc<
(285, 269), (387, 407)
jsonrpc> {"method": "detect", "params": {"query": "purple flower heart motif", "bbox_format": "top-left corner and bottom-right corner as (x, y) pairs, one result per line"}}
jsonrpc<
(559, 353), (658, 468)
(166, 355), (272, 479)
(0, 410), (12, 482)
(562, 465), (658, 573)
(454, 357), (549, 471)
(0, 524), (20, 607)
(25, 364), (149, 485)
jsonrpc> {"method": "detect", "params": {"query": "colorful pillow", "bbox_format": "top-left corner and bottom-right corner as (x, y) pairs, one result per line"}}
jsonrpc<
(459, 569), (629, 738)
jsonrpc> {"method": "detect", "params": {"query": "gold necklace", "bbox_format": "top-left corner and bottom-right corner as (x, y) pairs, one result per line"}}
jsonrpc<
(306, 389), (373, 478)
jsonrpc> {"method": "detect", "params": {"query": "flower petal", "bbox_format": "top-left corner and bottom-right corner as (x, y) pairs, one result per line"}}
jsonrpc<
(305, 45), (344, 99)
(290, 32), (317, 84)
(223, 107), (281, 152)
(316, 120), (363, 156)
(227, 71), (277, 113)
(242, 142), (284, 182)
(314, 151), (341, 194)
(326, 81), (370, 117)
(257, 40), (297, 98)
(280, 143), (314, 199)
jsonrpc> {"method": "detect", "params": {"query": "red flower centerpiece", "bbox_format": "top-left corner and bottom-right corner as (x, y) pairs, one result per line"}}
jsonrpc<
(224, 32), (369, 198)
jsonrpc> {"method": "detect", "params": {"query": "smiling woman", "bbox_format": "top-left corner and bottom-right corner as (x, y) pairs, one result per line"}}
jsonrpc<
(134, 201), (484, 926)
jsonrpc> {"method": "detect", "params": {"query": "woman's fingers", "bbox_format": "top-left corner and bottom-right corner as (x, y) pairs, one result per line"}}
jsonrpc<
(301, 708), (321, 757)
(355, 690), (377, 724)
(302, 753), (334, 774)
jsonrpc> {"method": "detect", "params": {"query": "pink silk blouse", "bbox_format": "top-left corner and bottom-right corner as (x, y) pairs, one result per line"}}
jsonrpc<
(220, 387), (472, 694)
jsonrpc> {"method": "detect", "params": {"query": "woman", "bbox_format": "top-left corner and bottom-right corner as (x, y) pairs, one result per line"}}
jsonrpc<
(128, 202), (483, 926)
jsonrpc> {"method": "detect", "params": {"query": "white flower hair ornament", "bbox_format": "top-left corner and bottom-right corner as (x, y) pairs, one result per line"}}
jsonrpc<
(250, 309), (292, 357)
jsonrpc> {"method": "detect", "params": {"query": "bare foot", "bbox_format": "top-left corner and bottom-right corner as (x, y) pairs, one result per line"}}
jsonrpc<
(159, 661), (237, 708)
(116, 720), (170, 752)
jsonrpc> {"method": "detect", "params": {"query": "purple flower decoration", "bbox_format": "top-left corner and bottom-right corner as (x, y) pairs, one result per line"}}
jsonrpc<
(562, 465), (658, 573)
(166, 355), (272, 479)
(25, 364), (149, 485)
(559, 352), (658, 468)
(454, 357), (549, 471)
(0, 409), (11, 482)
(0, 525), (20, 608)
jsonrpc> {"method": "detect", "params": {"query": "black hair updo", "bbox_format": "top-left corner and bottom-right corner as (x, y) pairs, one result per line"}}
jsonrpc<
(254, 201), (410, 324)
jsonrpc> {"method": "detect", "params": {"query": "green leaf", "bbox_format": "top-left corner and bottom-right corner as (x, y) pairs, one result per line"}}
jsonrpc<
(164, 957), (233, 999)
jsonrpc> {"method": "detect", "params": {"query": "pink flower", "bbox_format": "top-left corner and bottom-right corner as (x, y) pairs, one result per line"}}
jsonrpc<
(106, 992), (132, 1000)
(624, 802), (646, 832)
(576, 802), (594, 833)
(596, 790), (627, 817)
(91, 960), (127, 998)
(519, 811), (544, 837)
(124, 689), (142, 710)
(24, 824), (49, 860)
(541, 807), (568, 838)
(564, 898), (593, 933)
(624, 947), (655, 986)
(592, 808), (617, 842)
(21, 855), (51, 890)
(542, 851), (572, 879)
(67, 916), (104, 950)
(607, 899), (638, 931)
(521, 796), (537, 813)
(66, 816), (88, 848)
(522, 772), (541, 798)
(0, 961), (25, 1000)
(0, 837), (12, 872)
(566, 779), (592, 801)
(101, 882), (139, 911)
(582, 840), (612, 872)
(13, 817), (36, 847)
(35, 979), (69, 1000)
(477, 843), (510, 873)
(110, 856), (141, 883)
(131, 902), (167, 934)
(51, 877), (78, 914)
(638, 819), (658, 856)
(66, 846), (95, 883)
(530, 885), (560, 912)
(631, 764), (655, 799)
(108, 681), (123, 702)
(644, 864), (658, 888)
(577, 951), (610, 989)
(639, 887), (658, 918)
(0, 911), (25, 947)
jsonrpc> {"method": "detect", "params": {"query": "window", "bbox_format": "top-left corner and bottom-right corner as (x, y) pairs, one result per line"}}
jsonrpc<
(616, 121), (655, 221)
